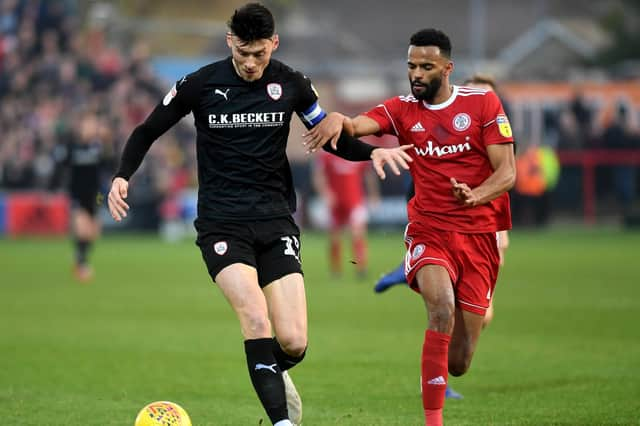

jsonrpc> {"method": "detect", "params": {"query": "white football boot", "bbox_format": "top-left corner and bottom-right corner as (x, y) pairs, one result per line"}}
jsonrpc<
(282, 371), (302, 425)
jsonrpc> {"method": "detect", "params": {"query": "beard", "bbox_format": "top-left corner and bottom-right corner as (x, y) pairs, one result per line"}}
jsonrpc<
(411, 76), (442, 103)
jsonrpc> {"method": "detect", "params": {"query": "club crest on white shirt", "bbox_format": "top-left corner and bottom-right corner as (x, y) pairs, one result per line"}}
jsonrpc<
(214, 241), (228, 255)
(453, 113), (471, 131)
(267, 83), (282, 100)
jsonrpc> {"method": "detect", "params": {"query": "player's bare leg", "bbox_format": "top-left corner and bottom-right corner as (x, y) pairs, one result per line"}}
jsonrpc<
(482, 300), (494, 329)
(328, 228), (342, 277)
(348, 213), (368, 279)
(265, 273), (307, 425)
(416, 265), (455, 426)
(448, 308), (485, 377)
(215, 264), (291, 425)
(72, 209), (97, 282)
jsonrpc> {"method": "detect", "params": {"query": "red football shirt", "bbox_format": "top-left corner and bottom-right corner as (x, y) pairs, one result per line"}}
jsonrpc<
(365, 85), (513, 233)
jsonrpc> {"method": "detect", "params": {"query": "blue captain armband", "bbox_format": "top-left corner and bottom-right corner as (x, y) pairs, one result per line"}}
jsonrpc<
(301, 101), (327, 127)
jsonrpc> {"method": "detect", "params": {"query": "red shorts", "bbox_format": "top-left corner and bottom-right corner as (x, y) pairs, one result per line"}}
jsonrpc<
(403, 223), (500, 315)
(330, 202), (367, 228)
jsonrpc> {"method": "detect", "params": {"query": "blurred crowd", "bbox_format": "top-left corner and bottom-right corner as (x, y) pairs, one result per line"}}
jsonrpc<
(0, 0), (195, 227)
(1, 0), (638, 229)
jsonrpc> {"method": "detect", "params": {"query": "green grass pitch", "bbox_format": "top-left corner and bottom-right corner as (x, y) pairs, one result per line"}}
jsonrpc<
(1, 229), (639, 425)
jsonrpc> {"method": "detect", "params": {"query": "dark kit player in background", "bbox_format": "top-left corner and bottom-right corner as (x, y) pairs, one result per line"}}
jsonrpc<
(51, 112), (113, 282)
(107, 3), (411, 425)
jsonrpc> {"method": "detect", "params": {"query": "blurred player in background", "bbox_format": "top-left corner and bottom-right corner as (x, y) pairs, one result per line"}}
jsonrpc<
(51, 112), (113, 282)
(107, 3), (411, 425)
(304, 29), (515, 425)
(313, 150), (380, 278)
(373, 74), (510, 329)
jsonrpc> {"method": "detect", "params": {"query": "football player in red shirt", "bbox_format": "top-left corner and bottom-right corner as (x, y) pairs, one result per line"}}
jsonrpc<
(313, 150), (379, 278)
(374, 74), (510, 332)
(304, 29), (515, 426)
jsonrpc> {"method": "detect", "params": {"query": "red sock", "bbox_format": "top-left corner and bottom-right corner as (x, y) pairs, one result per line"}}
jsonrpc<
(421, 329), (451, 426)
(352, 236), (367, 272)
(330, 237), (341, 274)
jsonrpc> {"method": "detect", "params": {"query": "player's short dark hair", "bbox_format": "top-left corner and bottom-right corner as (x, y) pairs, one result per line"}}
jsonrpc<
(464, 73), (497, 90)
(228, 3), (275, 42)
(409, 29), (452, 57)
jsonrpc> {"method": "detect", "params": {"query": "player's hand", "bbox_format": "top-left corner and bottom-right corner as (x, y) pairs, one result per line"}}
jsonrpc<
(108, 177), (130, 222)
(370, 145), (413, 179)
(302, 112), (345, 153)
(450, 177), (477, 207)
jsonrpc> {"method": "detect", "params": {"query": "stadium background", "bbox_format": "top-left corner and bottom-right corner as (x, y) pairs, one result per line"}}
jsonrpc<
(1, 0), (639, 424)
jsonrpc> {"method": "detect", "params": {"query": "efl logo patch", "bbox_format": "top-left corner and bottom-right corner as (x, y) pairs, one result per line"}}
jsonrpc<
(412, 244), (425, 259)
(213, 241), (228, 256)
(453, 113), (471, 131)
(267, 83), (282, 100)
(496, 114), (512, 137)
(162, 84), (177, 106)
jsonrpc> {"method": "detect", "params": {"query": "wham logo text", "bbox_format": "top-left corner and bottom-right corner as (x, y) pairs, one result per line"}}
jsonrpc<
(414, 140), (471, 157)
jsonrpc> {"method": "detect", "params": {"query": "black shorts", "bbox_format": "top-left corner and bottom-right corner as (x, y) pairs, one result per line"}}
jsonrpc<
(71, 194), (97, 216)
(195, 216), (303, 287)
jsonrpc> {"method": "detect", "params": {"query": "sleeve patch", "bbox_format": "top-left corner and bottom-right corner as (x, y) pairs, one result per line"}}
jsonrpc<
(162, 84), (177, 106)
(496, 114), (512, 138)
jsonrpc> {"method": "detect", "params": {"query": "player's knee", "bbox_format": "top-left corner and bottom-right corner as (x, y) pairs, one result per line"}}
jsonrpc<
(449, 358), (471, 377)
(448, 352), (472, 376)
(277, 334), (307, 357)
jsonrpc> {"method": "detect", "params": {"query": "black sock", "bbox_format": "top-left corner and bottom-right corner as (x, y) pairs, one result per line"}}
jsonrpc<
(245, 338), (287, 424)
(75, 239), (91, 266)
(272, 337), (306, 371)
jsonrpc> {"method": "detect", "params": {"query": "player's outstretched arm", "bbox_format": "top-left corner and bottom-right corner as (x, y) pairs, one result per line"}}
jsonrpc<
(108, 177), (129, 222)
(303, 114), (381, 152)
(321, 130), (412, 175)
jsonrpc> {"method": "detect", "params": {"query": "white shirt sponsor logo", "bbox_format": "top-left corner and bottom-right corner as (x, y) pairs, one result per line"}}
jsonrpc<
(208, 112), (286, 128)
(414, 140), (471, 157)
(410, 122), (426, 132)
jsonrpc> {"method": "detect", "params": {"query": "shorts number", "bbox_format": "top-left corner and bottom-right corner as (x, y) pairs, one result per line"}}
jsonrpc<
(281, 236), (301, 263)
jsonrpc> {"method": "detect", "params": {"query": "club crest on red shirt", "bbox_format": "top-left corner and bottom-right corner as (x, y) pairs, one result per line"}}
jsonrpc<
(453, 113), (471, 131)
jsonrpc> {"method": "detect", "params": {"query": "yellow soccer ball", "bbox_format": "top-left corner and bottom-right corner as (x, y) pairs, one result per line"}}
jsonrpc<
(134, 401), (192, 426)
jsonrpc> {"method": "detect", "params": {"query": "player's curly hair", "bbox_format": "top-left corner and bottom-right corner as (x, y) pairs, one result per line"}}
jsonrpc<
(409, 29), (452, 58)
(228, 3), (275, 42)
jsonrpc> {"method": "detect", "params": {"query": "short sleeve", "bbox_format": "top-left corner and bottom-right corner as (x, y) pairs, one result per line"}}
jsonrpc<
(363, 97), (401, 137)
(481, 91), (514, 146)
(294, 73), (326, 129)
